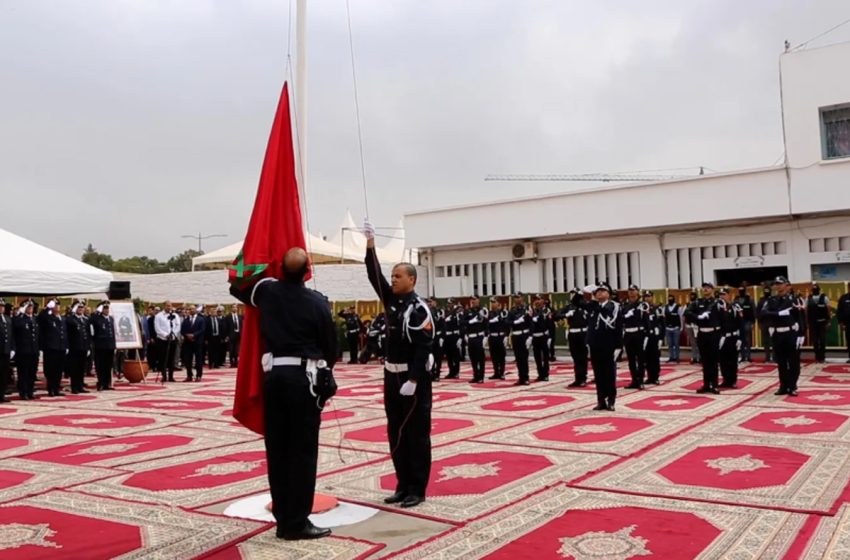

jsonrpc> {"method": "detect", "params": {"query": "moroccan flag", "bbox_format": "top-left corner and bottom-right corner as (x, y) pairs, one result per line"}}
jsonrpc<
(228, 82), (308, 435)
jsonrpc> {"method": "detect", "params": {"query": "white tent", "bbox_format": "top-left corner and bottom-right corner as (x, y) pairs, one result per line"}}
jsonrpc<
(0, 228), (114, 295)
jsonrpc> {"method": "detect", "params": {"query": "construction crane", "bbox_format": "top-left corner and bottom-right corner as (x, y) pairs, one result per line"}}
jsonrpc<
(485, 167), (705, 183)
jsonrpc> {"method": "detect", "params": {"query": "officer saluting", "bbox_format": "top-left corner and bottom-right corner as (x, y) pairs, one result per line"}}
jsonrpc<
(363, 220), (434, 509)
(0, 299), (14, 403)
(685, 282), (722, 394)
(42, 301), (68, 397)
(508, 293), (533, 386)
(230, 247), (337, 540)
(487, 299), (509, 380)
(13, 300), (39, 400)
(586, 282), (622, 411)
(760, 276), (803, 396)
(556, 289), (589, 387)
(464, 295), (488, 384)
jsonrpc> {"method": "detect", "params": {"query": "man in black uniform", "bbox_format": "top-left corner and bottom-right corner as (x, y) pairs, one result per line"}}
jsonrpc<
(737, 287), (755, 363)
(363, 221), (434, 509)
(91, 302), (116, 390)
(545, 298), (557, 361)
(556, 289), (589, 387)
(587, 282), (622, 411)
(507, 293), (532, 386)
(487, 299), (508, 380)
(338, 306), (362, 364)
(0, 299), (14, 402)
(807, 282), (831, 363)
(428, 300), (445, 380)
(13, 300), (39, 399)
(530, 295), (551, 382)
(663, 295), (682, 363)
(760, 276), (803, 396)
(230, 247), (337, 540)
(42, 302), (68, 397)
(622, 285), (647, 390)
(464, 295), (488, 384)
(685, 282), (722, 394)
(685, 290), (701, 364)
(756, 285), (773, 362)
(66, 302), (91, 394)
(718, 288), (742, 388)
(443, 301), (462, 379)
(838, 289), (850, 364)
(642, 291), (663, 385)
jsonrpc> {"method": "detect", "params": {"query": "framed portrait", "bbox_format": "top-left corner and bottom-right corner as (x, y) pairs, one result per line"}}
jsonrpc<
(110, 301), (143, 350)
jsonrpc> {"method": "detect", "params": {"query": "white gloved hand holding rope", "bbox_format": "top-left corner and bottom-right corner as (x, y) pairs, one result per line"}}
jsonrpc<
(362, 220), (375, 241)
(400, 380), (416, 396)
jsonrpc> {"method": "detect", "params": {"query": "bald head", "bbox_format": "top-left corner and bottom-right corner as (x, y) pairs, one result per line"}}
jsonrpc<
(283, 247), (309, 282)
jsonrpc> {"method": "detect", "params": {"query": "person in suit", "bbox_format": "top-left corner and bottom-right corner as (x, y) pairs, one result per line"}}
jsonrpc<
(181, 305), (206, 381)
(0, 298), (14, 402)
(206, 306), (226, 369)
(66, 301), (91, 394)
(42, 302), (69, 396)
(13, 300), (39, 399)
(223, 304), (242, 367)
(90, 301), (116, 390)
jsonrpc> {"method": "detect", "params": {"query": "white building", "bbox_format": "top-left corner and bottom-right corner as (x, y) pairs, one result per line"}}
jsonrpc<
(406, 41), (850, 297)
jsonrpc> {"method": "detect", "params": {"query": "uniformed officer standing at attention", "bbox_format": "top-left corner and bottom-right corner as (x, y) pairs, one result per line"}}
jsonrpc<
(0, 299), (14, 403)
(837, 289), (850, 364)
(586, 282), (622, 411)
(464, 295), (488, 384)
(760, 276), (803, 396)
(338, 306), (362, 364)
(642, 291), (663, 385)
(756, 285), (774, 363)
(91, 301), (116, 391)
(530, 295), (551, 382)
(507, 293), (533, 386)
(487, 299), (509, 380)
(42, 302), (69, 397)
(230, 247), (337, 540)
(13, 300), (39, 400)
(736, 286), (755, 363)
(66, 301), (91, 394)
(427, 299), (445, 380)
(442, 300), (462, 379)
(717, 287), (742, 389)
(685, 282), (722, 394)
(622, 285), (647, 390)
(364, 220), (434, 509)
(545, 298), (557, 362)
(556, 289), (589, 387)
(807, 282), (831, 363)
(663, 295), (682, 363)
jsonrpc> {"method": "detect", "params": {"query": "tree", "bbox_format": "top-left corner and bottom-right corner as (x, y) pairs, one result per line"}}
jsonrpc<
(167, 249), (203, 272)
(81, 244), (114, 270)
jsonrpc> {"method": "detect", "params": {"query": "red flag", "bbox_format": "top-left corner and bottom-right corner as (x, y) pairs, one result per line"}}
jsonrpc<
(228, 82), (307, 435)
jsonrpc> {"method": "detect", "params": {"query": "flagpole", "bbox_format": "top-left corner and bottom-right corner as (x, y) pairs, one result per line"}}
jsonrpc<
(295, 0), (307, 211)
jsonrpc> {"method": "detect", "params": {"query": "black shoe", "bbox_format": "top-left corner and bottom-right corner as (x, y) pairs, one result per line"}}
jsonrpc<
(28, 394), (37, 400)
(104, 386), (115, 390)
(536, 377), (549, 382)
(0, 397), (10, 403)
(710, 387), (720, 395)
(183, 378), (193, 383)
(696, 387), (710, 394)
(79, 388), (90, 393)
(592, 404), (607, 411)
(383, 491), (406, 504)
(647, 380), (661, 385)
(513, 380), (530, 386)
(625, 384), (642, 390)
(400, 495), (425, 508)
(607, 405), (616, 412)
(568, 381), (587, 388)
(445, 374), (459, 379)
(775, 388), (788, 396)
(279, 521), (332, 541)
(788, 390), (799, 397)
(20, 394), (28, 400)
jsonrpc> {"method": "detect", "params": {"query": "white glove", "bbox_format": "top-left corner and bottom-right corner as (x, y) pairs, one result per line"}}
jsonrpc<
(65, 349), (69, 355)
(657, 339), (662, 350)
(546, 338), (551, 347)
(456, 339), (462, 351)
(9, 350), (14, 360)
(698, 312), (710, 320)
(613, 349), (620, 362)
(796, 337), (804, 349)
(400, 380), (416, 396)
(625, 310), (635, 319)
(86, 350), (91, 357)
(503, 336), (509, 348)
(778, 309), (791, 317)
(483, 337), (489, 349)
(583, 285), (596, 294)
(438, 338), (443, 347)
(525, 337), (532, 349)
(736, 340), (742, 351)
(719, 336), (726, 350)
(362, 220), (375, 240)
(565, 310), (575, 318)
(426, 354), (434, 371)
(643, 338), (648, 351)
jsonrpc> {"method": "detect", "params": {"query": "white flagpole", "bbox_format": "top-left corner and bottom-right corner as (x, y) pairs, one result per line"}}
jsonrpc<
(295, 0), (307, 210)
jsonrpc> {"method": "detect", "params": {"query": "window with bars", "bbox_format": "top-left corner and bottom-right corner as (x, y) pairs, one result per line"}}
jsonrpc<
(822, 105), (850, 160)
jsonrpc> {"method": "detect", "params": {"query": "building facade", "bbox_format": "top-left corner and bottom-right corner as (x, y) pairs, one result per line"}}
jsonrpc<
(406, 41), (850, 297)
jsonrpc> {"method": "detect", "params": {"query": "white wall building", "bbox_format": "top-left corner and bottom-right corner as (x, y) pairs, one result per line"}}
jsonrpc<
(406, 41), (850, 297)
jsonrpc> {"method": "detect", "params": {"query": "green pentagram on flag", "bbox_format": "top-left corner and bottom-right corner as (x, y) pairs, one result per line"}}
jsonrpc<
(228, 251), (268, 288)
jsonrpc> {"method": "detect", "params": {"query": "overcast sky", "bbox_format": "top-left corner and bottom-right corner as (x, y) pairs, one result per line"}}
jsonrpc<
(2, 0), (849, 260)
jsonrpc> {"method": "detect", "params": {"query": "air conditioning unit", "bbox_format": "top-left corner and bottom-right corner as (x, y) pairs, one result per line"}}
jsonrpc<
(511, 241), (537, 261)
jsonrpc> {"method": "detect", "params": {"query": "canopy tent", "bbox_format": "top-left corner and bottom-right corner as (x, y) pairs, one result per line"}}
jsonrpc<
(0, 228), (113, 295)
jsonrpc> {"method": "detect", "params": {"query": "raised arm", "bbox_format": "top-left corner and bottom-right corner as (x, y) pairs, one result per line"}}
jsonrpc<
(365, 246), (391, 306)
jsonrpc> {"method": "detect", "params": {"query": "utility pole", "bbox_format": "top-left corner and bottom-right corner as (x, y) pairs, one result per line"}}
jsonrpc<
(181, 232), (227, 253)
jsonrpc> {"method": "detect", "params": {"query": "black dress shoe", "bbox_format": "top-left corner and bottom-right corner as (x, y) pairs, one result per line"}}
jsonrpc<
(567, 381), (587, 388)
(606, 405), (616, 412)
(278, 521), (332, 541)
(592, 404), (607, 411)
(383, 491), (407, 504)
(696, 387), (710, 394)
(513, 380), (530, 386)
(104, 387), (115, 390)
(624, 384), (641, 390)
(400, 495), (425, 508)
(709, 387), (720, 395)
(775, 388), (788, 396)
(79, 388), (90, 393)
(536, 377), (549, 382)
(647, 380), (661, 385)
(788, 390), (799, 397)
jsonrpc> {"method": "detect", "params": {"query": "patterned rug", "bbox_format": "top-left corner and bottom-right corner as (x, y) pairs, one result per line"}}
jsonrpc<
(204, 529), (383, 560)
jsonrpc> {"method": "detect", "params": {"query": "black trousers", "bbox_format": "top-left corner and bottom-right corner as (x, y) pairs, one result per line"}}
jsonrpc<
(360, 339), (382, 365)
(511, 335), (530, 382)
(444, 336), (461, 377)
(624, 333), (645, 386)
(774, 332), (801, 391)
(532, 336), (550, 379)
(346, 334), (359, 363)
(16, 352), (38, 396)
(760, 323), (773, 361)
(94, 348), (114, 389)
(697, 332), (720, 389)
(644, 336), (661, 383)
(488, 336), (506, 378)
(158, 338), (177, 380)
(182, 341), (204, 380)
(43, 349), (65, 394)
(719, 337), (739, 386)
(468, 338), (486, 382)
(810, 322), (828, 362)
(263, 366), (321, 534)
(548, 327), (556, 360)
(229, 333), (241, 366)
(430, 339), (444, 379)
(568, 332), (588, 383)
(68, 349), (87, 392)
(384, 369), (432, 497)
(207, 336), (225, 368)
(0, 353), (9, 397)
(147, 340), (159, 372)
(590, 345), (617, 407)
